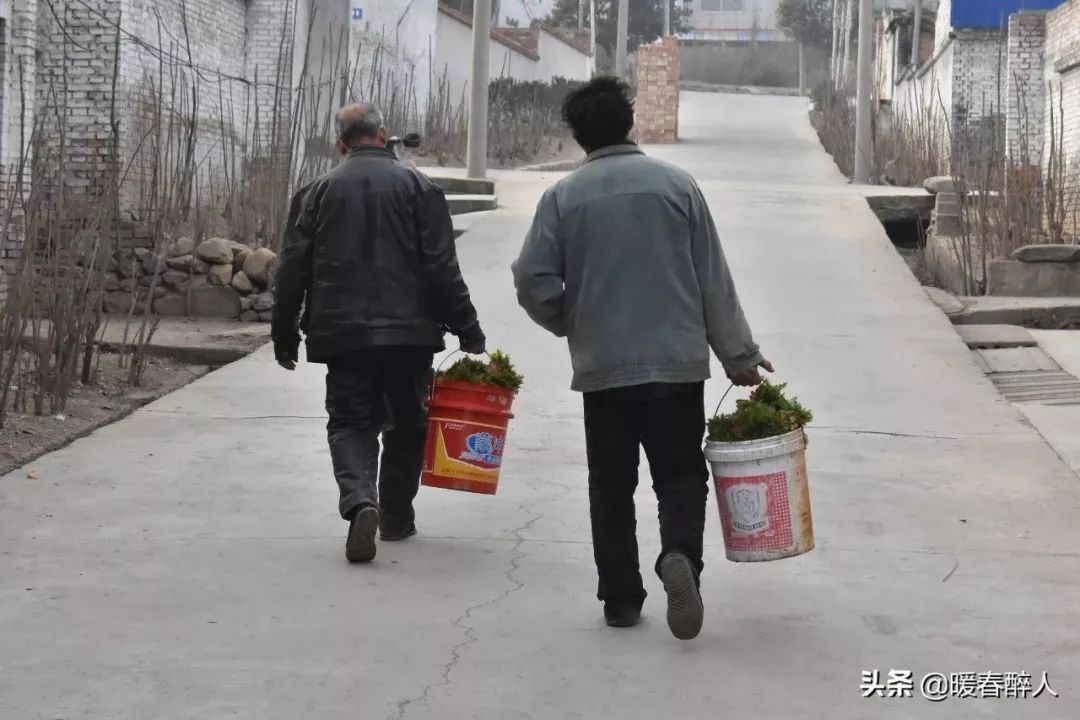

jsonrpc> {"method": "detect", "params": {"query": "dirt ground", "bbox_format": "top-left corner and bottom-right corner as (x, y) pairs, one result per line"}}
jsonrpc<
(0, 354), (210, 477)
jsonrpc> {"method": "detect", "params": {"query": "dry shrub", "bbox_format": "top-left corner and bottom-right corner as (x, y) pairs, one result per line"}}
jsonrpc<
(810, 82), (855, 178)
(422, 75), (584, 166)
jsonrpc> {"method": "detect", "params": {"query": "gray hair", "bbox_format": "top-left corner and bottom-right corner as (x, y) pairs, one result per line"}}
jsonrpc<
(336, 103), (385, 144)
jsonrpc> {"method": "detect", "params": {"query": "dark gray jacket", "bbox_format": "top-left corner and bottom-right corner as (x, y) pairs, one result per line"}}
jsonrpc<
(511, 144), (762, 393)
(273, 146), (482, 362)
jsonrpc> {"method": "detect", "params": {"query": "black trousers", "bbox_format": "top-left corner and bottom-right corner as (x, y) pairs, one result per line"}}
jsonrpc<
(324, 347), (434, 524)
(583, 382), (710, 607)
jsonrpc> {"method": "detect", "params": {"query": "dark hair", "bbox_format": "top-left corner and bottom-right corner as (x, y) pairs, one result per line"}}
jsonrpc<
(561, 76), (634, 153)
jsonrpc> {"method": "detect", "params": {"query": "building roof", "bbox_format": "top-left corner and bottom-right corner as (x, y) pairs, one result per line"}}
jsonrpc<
(438, 4), (592, 59)
(438, 4), (540, 60)
(535, 22), (592, 56)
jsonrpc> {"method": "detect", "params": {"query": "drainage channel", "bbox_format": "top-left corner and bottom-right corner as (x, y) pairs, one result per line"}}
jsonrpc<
(865, 197), (1080, 406)
(960, 325), (1080, 406)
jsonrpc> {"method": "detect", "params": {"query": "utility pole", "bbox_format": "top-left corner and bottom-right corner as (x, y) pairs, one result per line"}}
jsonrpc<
(614, 0), (629, 78)
(798, 41), (806, 97)
(589, 0), (597, 74)
(578, 0), (584, 28)
(663, 0), (670, 37)
(830, 0), (840, 84)
(911, 0), (922, 67)
(853, 0), (873, 183)
(466, 0), (493, 178)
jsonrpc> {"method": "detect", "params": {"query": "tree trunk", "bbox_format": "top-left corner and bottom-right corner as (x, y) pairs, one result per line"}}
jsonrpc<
(830, 0), (840, 86)
(840, 0), (856, 90)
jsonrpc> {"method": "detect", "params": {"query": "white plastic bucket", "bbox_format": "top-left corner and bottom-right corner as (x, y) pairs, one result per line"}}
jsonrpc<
(705, 428), (815, 563)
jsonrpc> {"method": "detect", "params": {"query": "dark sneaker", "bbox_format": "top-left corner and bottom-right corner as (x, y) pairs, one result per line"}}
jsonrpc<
(380, 523), (417, 542)
(379, 508), (417, 541)
(345, 506), (380, 563)
(603, 602), (642, 629)
(659, 553), (704, 640)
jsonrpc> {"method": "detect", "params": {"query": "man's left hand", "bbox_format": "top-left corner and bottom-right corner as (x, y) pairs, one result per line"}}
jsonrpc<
(275, 339), (300, 371)
(729, 359), (775, 387)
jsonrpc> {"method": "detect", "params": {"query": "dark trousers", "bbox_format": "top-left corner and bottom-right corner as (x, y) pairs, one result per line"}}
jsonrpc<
(583, 382), (710, 607)
(324, 347), (434, 524)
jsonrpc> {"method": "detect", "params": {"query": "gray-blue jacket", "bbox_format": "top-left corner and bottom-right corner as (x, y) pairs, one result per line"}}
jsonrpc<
(511, 144), (763, 393)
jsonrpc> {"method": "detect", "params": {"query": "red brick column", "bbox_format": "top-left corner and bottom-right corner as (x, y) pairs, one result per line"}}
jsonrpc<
(635, 37), (680, 144)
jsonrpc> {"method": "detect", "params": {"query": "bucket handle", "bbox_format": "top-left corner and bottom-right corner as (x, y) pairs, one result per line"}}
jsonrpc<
(709, 381), (810, 446)
(435, 348), (464, 376)
(711, 382), (735, 419)
(430, 348), (492, 396)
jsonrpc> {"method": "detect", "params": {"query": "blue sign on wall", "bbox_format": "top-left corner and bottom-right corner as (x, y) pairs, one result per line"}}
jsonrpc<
(951, 0), (1065, 29)
(352, 7), (363, 20)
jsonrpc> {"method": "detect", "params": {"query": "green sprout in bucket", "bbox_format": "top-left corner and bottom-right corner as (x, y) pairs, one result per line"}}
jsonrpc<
(708, 380), (813, 443)
(437, 350), (525, 394)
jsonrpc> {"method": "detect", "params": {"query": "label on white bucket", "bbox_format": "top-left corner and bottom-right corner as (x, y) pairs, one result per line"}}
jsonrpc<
(708, 436), (814, 562)
(717, 472), (794, 553)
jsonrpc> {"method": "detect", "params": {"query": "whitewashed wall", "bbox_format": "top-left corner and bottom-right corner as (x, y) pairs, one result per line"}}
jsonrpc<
(537, 28), (592, 81)
(890, 0), (956, 158)
(434, 9), (538, 112)
(685, 0), (783, 43)
(349, 0), (438, 130)
(121, 0), (250, 210)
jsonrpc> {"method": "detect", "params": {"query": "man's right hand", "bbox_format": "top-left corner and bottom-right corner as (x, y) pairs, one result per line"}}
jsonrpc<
(458, 324), (487, 355)
(729, 359), (775, 387)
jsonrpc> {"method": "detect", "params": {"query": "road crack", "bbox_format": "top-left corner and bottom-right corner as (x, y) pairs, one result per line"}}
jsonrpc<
(387, 502), (550, 720)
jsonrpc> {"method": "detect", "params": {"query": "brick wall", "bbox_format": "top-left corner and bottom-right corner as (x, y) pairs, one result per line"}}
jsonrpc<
(892, 1), (1008, 165)
(950, 28), (1007, 159)
(0, 0), (475, 302)
(1006, 12), (1048, 165)
(120, 0), (251, 213)
(1043, 0), (1080, 234)
(245, 0), (295, 148)
(0, 0), (38, 303)
(635, 37), (679, 145)
(350, 0), (437, 132)
(35, 0), (122, 197)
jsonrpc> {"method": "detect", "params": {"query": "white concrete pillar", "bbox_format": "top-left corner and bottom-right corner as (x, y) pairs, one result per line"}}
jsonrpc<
(466, 0), (493, 178)
(854, 0), (874, 183)
(615, 0), (629, 79)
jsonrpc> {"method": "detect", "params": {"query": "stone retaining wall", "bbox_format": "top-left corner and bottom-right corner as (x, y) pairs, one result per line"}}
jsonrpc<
(101, 237), (278, 322)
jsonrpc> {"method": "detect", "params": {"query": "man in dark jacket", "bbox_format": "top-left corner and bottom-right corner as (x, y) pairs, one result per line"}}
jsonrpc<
(273, 103), (486, 563)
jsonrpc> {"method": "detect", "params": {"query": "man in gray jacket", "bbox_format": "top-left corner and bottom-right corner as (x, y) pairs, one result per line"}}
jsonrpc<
(512, 77), (771, 640)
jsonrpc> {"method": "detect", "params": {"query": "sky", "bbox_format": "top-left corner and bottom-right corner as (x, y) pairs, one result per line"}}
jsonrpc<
(498, 0), (554, 27)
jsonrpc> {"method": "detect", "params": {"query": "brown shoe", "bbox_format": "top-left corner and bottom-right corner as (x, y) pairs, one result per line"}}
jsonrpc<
(345, 506), (379, 563)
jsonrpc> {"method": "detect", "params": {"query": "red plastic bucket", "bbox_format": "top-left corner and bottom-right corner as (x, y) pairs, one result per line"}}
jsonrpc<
(422, 380), (516, 495)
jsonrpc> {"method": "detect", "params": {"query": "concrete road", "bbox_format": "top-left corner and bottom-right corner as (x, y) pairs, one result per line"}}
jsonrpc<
(3, 92), (1078, 719)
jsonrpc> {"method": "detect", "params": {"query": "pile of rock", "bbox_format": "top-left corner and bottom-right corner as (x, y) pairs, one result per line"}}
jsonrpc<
(101, 238), (278, 321)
